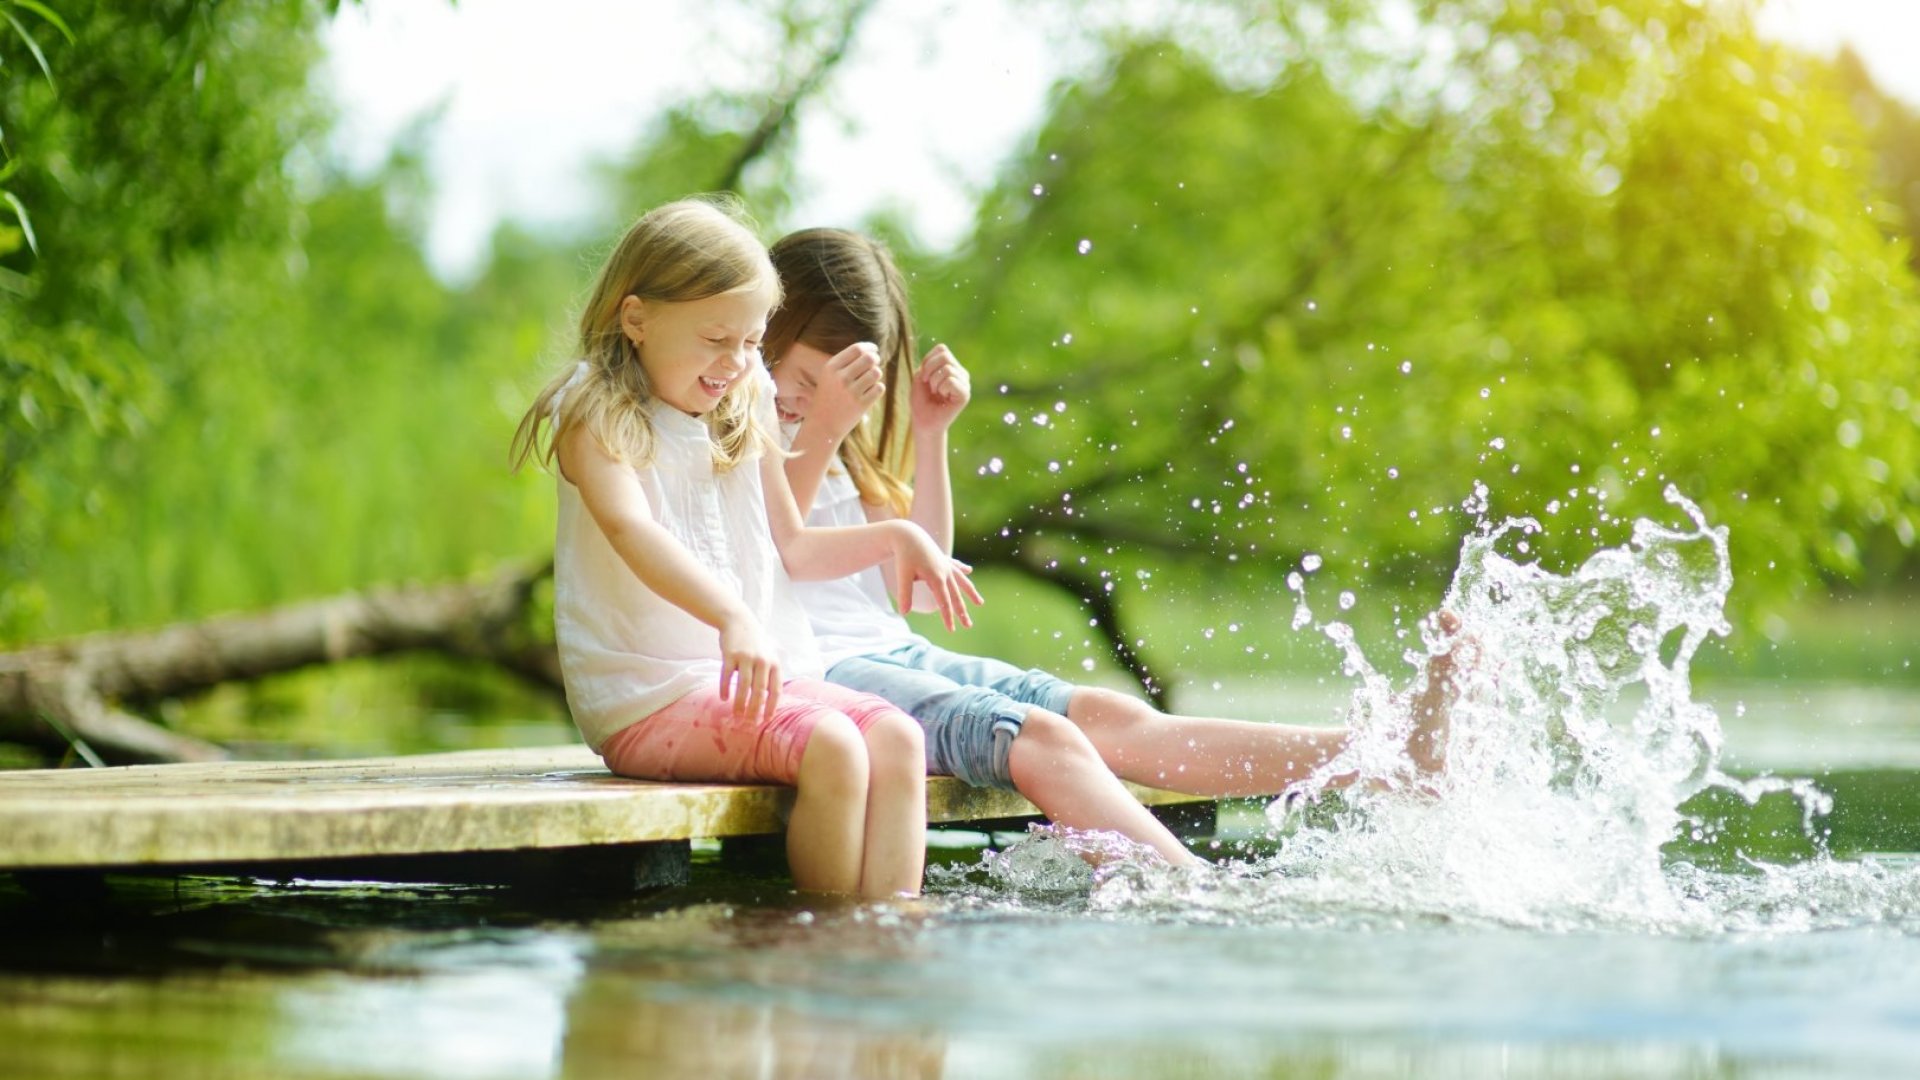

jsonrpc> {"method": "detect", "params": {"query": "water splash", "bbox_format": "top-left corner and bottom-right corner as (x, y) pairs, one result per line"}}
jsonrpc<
(934, 487), (1920, 933)
(929, 824), (1165, 904)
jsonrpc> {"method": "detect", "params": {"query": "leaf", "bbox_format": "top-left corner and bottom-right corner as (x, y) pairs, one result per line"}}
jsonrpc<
(0, 8), (55, 89)
(2, 189), (36, 255)
(9, 0), (75, 43)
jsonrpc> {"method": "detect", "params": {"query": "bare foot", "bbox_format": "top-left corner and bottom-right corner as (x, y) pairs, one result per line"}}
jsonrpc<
(1407, 610), (1467, 774)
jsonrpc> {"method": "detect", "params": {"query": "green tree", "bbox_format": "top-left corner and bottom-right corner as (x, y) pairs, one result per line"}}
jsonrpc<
(1832, 46), (1920, 277)
(0, 0), (74, 262)
(1, 0), (327, 637)
(905, 0), (1916, 689)
(1420, 0), (1918, 598)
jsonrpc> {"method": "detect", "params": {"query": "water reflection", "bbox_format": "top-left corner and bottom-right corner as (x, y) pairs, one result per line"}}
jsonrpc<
(5, 843), (1920, 1079)
(564, 901), (947, 1079)
(562, 990), (944, 1079)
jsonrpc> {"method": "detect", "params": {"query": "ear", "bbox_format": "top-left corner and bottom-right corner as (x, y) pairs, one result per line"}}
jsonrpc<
(619, 295), (647, 346)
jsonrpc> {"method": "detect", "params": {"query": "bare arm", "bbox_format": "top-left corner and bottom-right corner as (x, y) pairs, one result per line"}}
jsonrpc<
(783, 425), (844, 524)
(759, 452), (981, 630)
(558, 425), (782, 721)
(906, 422), (954, 553)
(905, 344), (968, 552)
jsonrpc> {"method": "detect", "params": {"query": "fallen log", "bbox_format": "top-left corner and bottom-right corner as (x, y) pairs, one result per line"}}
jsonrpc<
(0, 561), (559, 764)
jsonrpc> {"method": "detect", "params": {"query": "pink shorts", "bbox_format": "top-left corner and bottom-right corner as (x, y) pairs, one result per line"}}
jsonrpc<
(599, 678), (910, 785)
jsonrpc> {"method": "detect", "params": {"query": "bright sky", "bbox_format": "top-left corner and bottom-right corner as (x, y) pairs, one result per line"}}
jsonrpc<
(322, 0), (1920, 281)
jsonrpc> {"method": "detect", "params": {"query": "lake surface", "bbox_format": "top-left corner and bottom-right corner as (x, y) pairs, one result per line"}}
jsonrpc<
(2, 682), (1916, 1080)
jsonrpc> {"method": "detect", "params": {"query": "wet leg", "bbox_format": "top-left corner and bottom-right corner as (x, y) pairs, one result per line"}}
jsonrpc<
(788, 714), (870, 895)
(1066, 686), (1351, 797)
(857, 711), (927, 898)
(1007, 709), (1202, 867)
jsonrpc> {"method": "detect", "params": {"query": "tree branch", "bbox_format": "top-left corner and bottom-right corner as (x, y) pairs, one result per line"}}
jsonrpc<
(712, 0), (877, 193)
(0, 561), (558, 764)
(960, 538), (1174, 710)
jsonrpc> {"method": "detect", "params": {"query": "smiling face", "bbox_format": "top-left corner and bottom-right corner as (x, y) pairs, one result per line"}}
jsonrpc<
(766, 340), (836, 425)
(624, 286), (774, 416)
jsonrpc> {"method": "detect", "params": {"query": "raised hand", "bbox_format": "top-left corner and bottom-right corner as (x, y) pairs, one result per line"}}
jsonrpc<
(811, 342), (886, 441)
(910, 344), (970, 433)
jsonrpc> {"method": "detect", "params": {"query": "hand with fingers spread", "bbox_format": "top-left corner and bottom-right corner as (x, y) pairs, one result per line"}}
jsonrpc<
(718, 612), (782, 724)
(888, 522), (984, 632)
(910, 344), (971, 433)
(810, 342), (886, 443)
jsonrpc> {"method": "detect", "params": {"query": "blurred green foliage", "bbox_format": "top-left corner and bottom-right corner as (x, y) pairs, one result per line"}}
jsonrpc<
(0, 1), (1915, 750)
(1832, 46), (1920, 279)
(918, 0), (1918, 646)
(1, 0), (331, 632)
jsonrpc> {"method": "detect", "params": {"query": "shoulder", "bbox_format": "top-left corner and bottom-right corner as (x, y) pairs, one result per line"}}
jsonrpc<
(554, 423), (609, 486)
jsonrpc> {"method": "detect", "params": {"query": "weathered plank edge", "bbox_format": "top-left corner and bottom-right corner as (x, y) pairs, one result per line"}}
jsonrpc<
(0, 745), (1210, 870)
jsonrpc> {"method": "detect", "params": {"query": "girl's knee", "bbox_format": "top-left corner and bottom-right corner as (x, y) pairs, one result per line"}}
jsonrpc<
(1016, 709), (1102, 763)
(799, 713), (869, 793)
(862, 710), (925, 765)
(1071, 686), (1157, 730)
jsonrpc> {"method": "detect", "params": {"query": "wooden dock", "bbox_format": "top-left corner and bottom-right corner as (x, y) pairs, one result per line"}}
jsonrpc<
(0, 745), (1212, 888)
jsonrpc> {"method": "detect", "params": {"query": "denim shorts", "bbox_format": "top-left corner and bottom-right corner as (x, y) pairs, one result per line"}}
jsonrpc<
(824, 641), (1078, 790)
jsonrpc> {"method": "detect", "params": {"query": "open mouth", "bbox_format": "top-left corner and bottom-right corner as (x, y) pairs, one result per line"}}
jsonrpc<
(775, 400), (803, 424)
(699, 376), (730, 397)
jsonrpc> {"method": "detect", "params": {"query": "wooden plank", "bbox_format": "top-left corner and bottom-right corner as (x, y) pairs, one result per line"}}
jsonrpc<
(0, 745), (1209, 871)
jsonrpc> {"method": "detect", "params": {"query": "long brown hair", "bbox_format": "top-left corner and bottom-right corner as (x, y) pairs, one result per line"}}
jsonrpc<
(763, 228), (916, 515)
(511, 196), (782, 475)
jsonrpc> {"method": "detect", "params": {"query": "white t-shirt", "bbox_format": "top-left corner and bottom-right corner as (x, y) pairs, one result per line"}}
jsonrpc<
(784, 432), (924, 669)
(552, 364), (822, 750)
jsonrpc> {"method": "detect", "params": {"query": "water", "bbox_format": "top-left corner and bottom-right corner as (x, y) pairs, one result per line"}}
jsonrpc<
(6, 861), (1919, 1078)
(1017, 485), (1920, 937)
(4, 490), (1919, 1078)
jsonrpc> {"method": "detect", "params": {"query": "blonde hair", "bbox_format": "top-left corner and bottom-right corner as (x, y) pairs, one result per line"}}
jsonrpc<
(763, 228), (916, 516)
(511, 196), (783, 475)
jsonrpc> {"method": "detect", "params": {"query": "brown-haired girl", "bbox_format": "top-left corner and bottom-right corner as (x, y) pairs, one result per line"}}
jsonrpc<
(765, 228), (1458, 867)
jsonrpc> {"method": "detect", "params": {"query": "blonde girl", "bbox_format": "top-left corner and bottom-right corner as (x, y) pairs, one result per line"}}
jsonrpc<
(764, 228), (1457, 867)
(512, 201), (981, 899)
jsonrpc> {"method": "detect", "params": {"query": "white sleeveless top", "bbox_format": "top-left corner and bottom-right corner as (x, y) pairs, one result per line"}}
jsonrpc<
(552, 364), (822, 751)
(784, 433), (924, 669)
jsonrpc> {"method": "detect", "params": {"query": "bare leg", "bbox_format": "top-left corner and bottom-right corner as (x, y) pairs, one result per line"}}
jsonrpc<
(1067, 687), (1351, 797)
(1007, 709), (1202, 867)
(788, 714), (869, 895)
(857, 712), (927, 898)
(1070, 611), (1467, 792)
